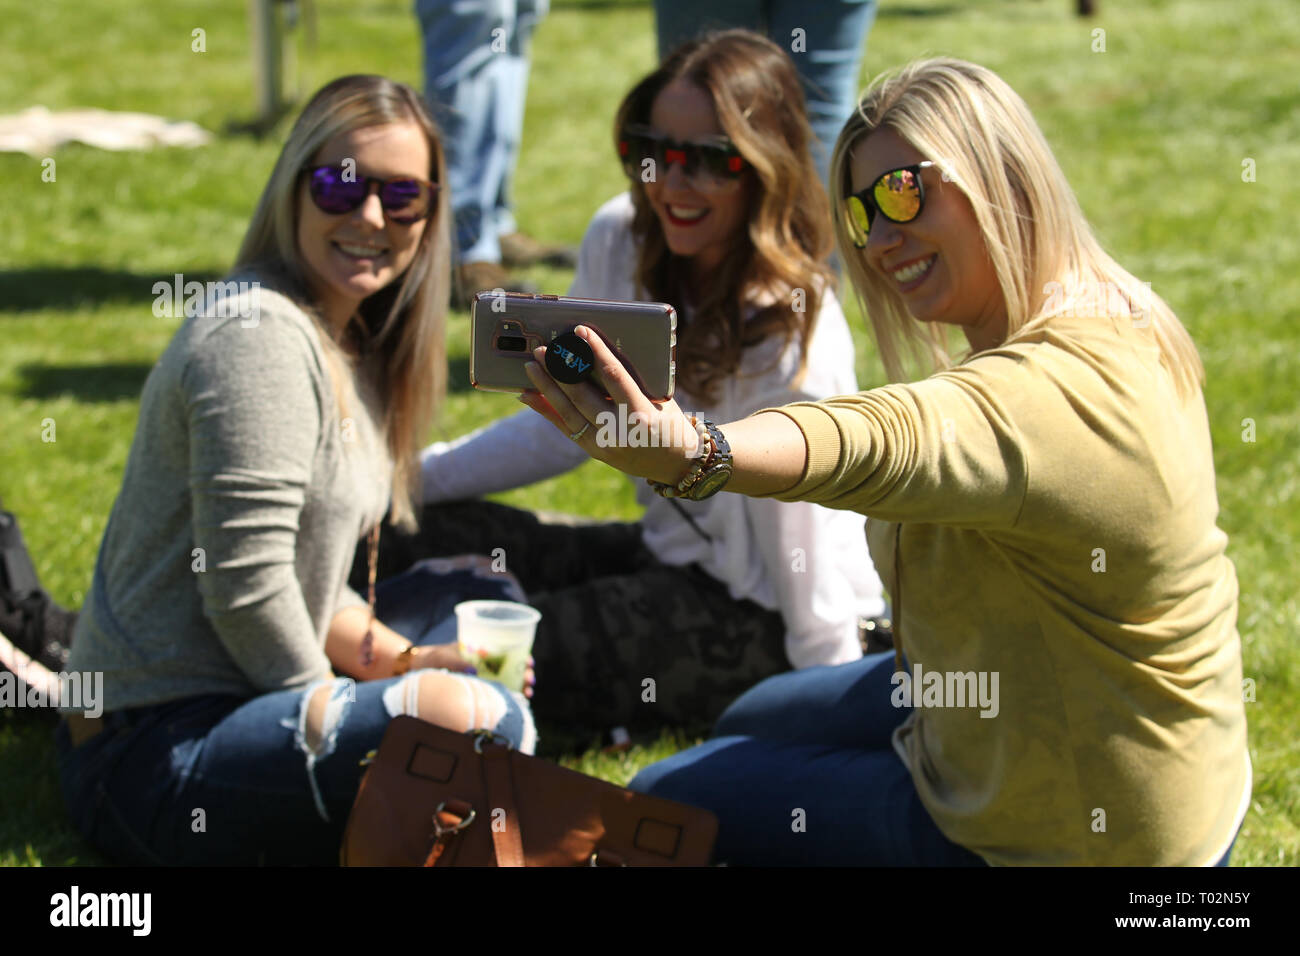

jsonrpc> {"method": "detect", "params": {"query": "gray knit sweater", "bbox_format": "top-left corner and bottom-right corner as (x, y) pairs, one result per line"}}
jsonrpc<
(64, 276), (393, 713)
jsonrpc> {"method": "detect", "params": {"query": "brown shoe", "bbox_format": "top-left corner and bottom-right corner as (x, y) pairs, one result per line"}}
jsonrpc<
(499, 231), (579, 270)
(453, 261), (539, 309)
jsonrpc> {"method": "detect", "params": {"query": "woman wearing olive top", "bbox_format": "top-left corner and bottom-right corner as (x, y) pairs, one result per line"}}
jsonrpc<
(519, 58), (1250, 866)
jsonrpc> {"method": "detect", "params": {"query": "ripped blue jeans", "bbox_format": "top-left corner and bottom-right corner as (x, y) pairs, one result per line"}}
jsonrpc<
(54, 565), (534, 866)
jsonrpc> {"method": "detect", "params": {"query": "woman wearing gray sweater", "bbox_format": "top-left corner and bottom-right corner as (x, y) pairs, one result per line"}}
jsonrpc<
(56, 75), (535, 865)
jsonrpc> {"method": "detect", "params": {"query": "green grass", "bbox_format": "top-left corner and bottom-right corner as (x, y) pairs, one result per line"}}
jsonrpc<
(2, 0), (1297, 865)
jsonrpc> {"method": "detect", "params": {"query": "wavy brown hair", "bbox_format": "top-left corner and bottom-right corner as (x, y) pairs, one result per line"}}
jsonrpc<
(616, 30), (835, 403)
(232, 74), (451, 533)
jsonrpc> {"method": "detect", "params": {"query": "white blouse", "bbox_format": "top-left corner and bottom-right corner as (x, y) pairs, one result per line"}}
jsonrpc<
(420, 193), (886, 666)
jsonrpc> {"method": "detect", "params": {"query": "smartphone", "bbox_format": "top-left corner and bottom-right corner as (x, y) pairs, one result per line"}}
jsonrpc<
(469, 291), (677, 400)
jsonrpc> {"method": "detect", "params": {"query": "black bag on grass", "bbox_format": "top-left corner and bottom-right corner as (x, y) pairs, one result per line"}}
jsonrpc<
(1, 500), (77, 715)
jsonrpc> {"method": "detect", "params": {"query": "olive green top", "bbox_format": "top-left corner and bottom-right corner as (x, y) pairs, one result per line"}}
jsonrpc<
(762, 312), (1250, 865)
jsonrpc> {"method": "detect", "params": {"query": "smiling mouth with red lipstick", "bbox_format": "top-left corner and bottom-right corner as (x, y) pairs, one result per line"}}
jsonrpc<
(663, 203), (710, 227)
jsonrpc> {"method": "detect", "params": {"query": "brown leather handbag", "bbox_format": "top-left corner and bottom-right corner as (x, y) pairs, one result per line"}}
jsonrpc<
(340, 716), (718, 866)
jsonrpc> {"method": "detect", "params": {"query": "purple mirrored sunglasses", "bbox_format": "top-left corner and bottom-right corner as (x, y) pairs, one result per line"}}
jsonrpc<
(305, 164), (438, 224)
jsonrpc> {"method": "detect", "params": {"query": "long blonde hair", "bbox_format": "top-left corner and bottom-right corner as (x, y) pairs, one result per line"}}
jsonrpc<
(616, 29), (836, 403)
(233, 74), (451, 533)
(830, 57), (1204, 399)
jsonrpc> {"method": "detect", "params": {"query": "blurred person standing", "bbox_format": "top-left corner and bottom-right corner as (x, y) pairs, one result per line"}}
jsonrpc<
(416, 0), (578, 306)
(655, 1), (879, 186)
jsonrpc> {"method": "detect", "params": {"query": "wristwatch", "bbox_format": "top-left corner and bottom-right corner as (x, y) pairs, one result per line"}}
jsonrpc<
(683, 420), (733, 500)
(649, 419), (734, 500)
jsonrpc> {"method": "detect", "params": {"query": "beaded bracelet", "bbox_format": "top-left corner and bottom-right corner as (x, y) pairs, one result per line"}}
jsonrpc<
(648, 415), (714, 498)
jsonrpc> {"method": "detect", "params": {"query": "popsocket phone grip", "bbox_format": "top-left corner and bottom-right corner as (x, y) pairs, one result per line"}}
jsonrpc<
(545, 331), (596, 384)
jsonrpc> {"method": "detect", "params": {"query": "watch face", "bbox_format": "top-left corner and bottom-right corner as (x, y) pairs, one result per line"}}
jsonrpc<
(691, 465), (732, 500)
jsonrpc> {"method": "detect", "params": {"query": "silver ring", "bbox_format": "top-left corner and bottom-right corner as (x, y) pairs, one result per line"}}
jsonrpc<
(568, 422), (590, 441)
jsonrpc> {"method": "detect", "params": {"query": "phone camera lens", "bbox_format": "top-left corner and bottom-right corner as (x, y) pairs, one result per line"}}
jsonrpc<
(497, 336), (527, 352)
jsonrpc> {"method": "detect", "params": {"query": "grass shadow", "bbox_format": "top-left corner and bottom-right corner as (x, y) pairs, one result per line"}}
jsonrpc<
(535, 720), (710, 760)
(879, 4), (962, 16)
(0, 713), (107, 866)
(18, 362), (154, 403)
(0, 268), (223, 314)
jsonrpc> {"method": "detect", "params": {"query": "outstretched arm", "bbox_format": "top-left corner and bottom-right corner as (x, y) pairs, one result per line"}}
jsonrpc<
(522, 324), (1030, 529)
(519, 325), (809, 497)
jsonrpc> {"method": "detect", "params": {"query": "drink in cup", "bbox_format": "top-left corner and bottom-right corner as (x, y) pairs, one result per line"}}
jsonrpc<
(454, 600), (540, 693)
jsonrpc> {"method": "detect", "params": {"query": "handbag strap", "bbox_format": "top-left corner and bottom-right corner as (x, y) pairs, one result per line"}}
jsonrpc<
(480, 745), (526, 867)
(668, 498), (713, 544)
(412, 734), (638, 867)
(418, 743), (526, 867)
(423, 798), (476, 867)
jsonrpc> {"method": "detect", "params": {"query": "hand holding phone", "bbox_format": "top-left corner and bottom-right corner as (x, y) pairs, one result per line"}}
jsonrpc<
(519, 325), (700, 487)
(469, 292), (676, 400)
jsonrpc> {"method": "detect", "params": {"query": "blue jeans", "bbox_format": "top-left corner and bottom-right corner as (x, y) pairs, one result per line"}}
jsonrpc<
(55, 566), (530, 866)
(630, 651), (1241, 866)
(416, 0), (549, 264)
(654, 0), (878, 184)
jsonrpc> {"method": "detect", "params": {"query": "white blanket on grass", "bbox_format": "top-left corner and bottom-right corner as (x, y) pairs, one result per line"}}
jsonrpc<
(0, 106), (211, 156)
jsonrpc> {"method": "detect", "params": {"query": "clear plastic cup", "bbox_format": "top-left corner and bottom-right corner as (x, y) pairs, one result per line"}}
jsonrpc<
(454, 600), (540, 693)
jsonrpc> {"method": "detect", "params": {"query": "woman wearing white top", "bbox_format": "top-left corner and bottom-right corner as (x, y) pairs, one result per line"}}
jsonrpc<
(366, 30), (886, 730)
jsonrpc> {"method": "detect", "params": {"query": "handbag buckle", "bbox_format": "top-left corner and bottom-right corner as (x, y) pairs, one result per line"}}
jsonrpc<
(472, 729), (511, 753)
(432, 801), (476, 837)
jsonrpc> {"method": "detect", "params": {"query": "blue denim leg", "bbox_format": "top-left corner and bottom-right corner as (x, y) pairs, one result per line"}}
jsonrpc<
(655, 0), (765, 56)
(631, 735), (985, 866)
(373, 562), (524, 646)
(653, 0), (878, 184)
(768, 1), (877, 184)
(629, 650), (985, 865)
(714, 649), (906, 749)
(55, 705), (181, 866)
(415, 0), (548, 263)
(492, 0), (547, 240)
(56, 674), (534, 865)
